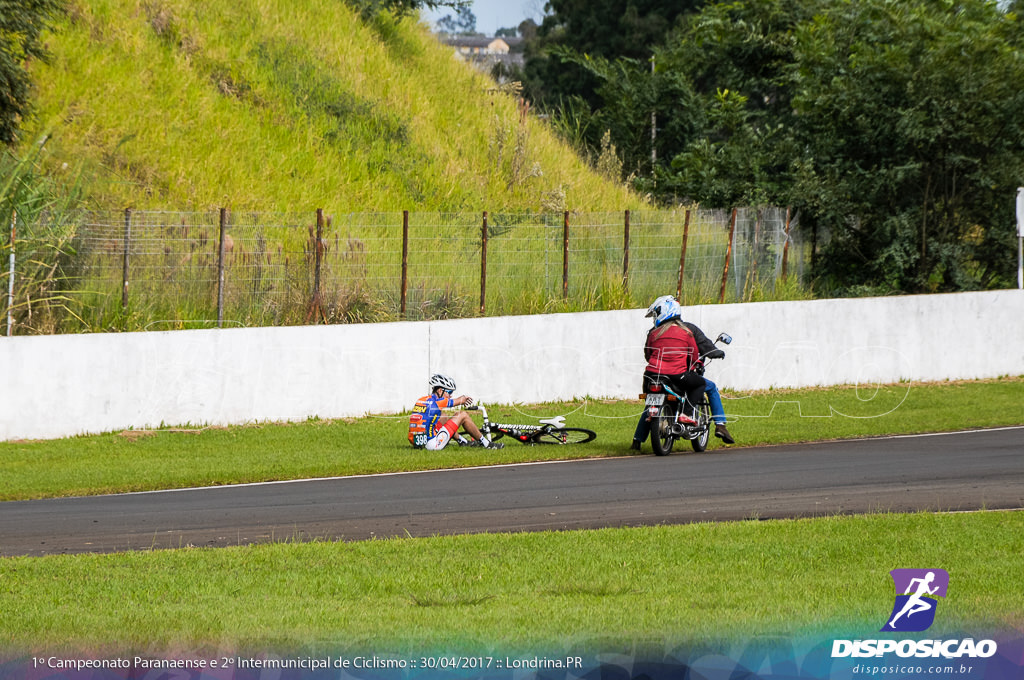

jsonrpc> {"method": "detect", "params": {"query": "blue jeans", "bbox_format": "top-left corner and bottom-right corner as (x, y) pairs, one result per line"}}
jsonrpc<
(633, 378), (727, 443)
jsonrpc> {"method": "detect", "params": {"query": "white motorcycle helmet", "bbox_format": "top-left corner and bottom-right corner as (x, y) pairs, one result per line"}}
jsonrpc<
(645, 295), (682, 327)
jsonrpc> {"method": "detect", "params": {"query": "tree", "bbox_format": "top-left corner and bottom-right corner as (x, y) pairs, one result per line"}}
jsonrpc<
(782, 0), (1024, 293)
(435, 6), (477, 34)
(653, 0), (814, 204)
(517, 19), (538, 40)
(345, 0), (469, 21)
(555, 51), (700, 179)
(582, 0), (1024, 294)
(520, 0), (707, 110)
(0, 0), (64, 144)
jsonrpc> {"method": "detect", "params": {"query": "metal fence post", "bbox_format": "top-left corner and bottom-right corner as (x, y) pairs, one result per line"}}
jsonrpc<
(6, 210), (15, 337)
(677, 209), (691, 301)
(400, 210), (409, 319)
(121, 208), (131, 315)
(745, 208), (763, 300)
(781, 206), (792, 281)
(305, 208), (325, 324)
(622, 209), (630, 293)
(480, 211), (488, 315)
(217, 207), (227, 328)
(562, 211), (570, 301)
(719, 208), (737, 304)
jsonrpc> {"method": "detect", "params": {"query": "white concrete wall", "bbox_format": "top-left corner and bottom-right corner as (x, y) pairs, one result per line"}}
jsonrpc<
(2, 290), (1021, 441)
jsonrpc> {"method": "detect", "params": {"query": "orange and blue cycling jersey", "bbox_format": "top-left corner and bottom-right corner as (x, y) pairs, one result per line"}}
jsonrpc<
(408, 393), (454, 445)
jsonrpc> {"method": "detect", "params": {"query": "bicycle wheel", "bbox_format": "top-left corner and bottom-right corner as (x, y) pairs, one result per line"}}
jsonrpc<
(532, 427), (597, 444)
(650, 402), (678, 456)
(690, 400), (711, 453)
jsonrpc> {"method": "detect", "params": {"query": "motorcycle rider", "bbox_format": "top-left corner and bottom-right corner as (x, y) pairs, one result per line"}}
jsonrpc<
(408, 373), (503, 450)
(632, 295), (735, 450)
(677, 310), (735, 445)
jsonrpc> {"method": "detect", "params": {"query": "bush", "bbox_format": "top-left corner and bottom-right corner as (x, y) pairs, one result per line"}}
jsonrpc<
(1, 136), (83, 334)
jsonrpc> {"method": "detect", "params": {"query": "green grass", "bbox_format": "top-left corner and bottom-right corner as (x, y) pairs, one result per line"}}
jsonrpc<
(28, 0), (639, 213)
(2, 377), (1021, 501)
(15, 0), (810, 332)
(1, 377), (1021, 653)
(1, 512), (1021, 652)
(7, 1), (1018, 658)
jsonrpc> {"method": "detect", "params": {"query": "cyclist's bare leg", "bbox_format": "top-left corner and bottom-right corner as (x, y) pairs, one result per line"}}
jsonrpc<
(441, 411), (485, 442)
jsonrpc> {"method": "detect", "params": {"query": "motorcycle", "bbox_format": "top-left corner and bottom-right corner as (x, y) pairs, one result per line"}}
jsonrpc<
(641, 332), (732, 456)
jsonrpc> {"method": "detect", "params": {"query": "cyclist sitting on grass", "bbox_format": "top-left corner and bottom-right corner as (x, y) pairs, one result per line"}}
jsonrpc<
(408, 373), (503, 450)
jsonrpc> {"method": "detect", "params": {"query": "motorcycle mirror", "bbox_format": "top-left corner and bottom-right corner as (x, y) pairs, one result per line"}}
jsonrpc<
(716, 332), (733, 345)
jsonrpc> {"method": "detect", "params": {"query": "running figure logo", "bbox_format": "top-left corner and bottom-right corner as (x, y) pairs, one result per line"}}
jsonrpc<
(881, 569), (949, 632)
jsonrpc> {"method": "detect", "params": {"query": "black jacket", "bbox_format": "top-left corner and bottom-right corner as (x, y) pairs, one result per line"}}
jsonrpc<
(682, 321), (715, 356)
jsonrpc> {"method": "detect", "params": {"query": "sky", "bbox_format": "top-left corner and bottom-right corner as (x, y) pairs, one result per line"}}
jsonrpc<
(421, 0), (547, 36)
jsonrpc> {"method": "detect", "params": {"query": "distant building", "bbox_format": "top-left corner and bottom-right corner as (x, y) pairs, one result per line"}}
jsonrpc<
(440, 35), (524, 81)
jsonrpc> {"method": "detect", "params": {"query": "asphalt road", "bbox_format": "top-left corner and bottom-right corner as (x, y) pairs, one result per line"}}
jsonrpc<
(1, 427), (1022, 557)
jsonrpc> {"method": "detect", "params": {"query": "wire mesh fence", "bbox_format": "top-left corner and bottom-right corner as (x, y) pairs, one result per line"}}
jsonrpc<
(2, 207), (805, 335)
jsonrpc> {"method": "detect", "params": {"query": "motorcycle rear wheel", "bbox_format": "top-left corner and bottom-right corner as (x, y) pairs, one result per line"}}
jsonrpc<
(650, 403), (679, 456)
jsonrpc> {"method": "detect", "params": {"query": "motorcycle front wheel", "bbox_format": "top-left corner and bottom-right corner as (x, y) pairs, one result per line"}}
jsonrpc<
(650, 402), (678, 456)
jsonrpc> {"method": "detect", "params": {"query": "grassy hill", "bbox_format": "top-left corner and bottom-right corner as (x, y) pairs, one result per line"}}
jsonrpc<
(24, 0), (639, 212)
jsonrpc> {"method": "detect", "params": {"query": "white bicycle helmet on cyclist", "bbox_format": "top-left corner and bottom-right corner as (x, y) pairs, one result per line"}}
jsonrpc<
(428, 373), (457, 392)
(645, 295), (682, 327)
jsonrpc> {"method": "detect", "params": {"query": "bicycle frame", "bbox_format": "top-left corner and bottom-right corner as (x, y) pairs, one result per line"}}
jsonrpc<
(463, 405), (595, 445)
(473, 405), (565, 441)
